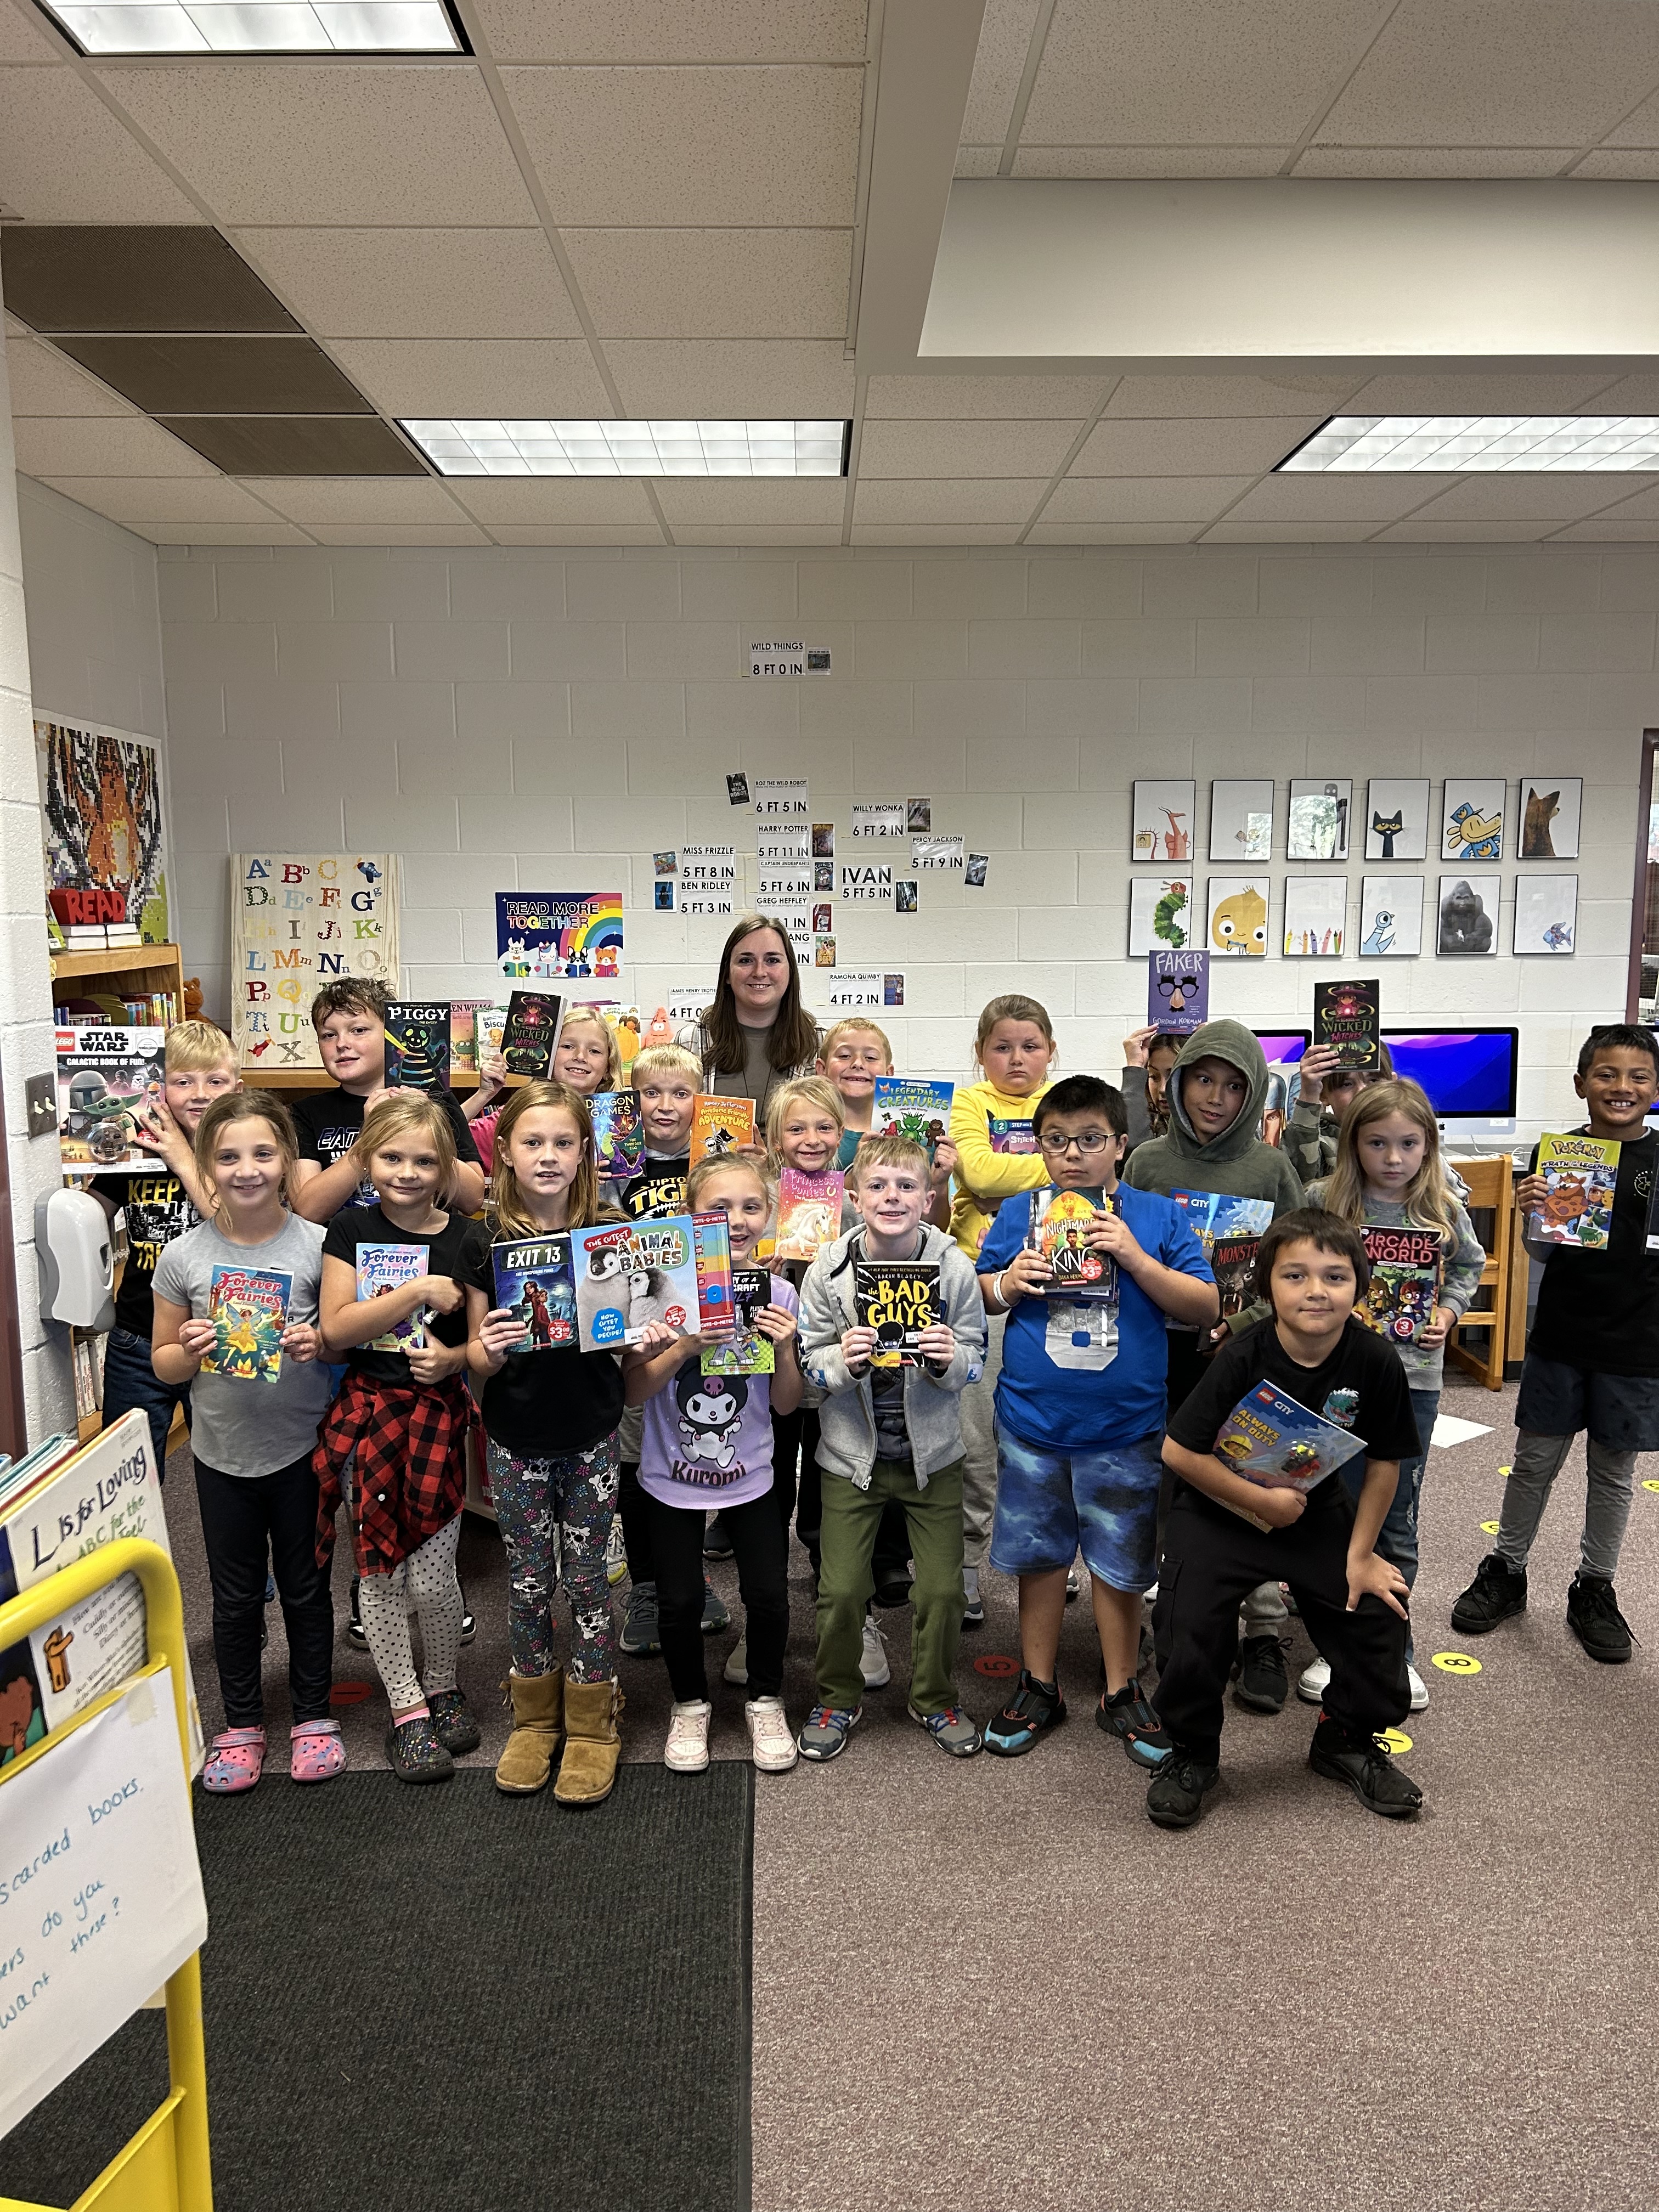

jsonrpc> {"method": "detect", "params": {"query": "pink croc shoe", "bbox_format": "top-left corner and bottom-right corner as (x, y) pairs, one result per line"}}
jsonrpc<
(290, 1718), (347, 1783)
(204, 1725), (266, 1794)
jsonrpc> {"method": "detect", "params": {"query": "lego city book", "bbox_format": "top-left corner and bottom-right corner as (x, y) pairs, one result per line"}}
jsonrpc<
(702, 1267), (776, 1376)
(1357, 1227), (1442, 1344)
(1313, 978), (1381, 1073)
(854, 1260), (940, 1368)
(590, 1088), (646, 1181)
(1169, 1189), (1274, 1260)
(775, 1167), (845, 1262)
(1148, 949), (1209, 1037)
(491, 1234), (577, 1352)
(1025, 1187), (1116, 1304)
(383, 1001), (451, 1092)
(200, 1265), (291, 1383)
(691, 1094), (757, 1159)
(571, 1216), (701, 1351)
(500, 990), (566, 1080)
(871, 1077), (954, 1155)
(1213, 1383), (1368, 1493)
(1531, 1132), (1619, 1249)
(356, 1243), (426, 1353)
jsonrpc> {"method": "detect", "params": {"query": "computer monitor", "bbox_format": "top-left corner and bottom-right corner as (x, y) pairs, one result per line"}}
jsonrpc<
(1380, 1028), (1520, 1119)
(1254, 1030), (1309, 1064)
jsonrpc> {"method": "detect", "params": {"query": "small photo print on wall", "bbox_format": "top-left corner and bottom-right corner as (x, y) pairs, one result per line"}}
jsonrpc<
(1513, 874), (1577, 955)
(1132, 780), (1196, 864)
(1128, 877), (1192, 955)
(1358, 877), (1424, 957)
(1442, 778), (1506, 862)
(1209, 779), (1274, 862)
(1206, 877), (1268, 957)
(1287, 779), (1351, 861)
(895, 880), (918, 913)
(1283, 877), (1348, 957)
(814, 859), (834, 891)
(1365, 779), (1430, 862)
(1437, 874), (1499, 956)
(1520, 777), (1582, 860)
(654, 881), (674, 910)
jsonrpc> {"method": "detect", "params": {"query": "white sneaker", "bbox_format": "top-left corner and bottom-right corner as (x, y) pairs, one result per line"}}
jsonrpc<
(1297, 1656), (1331, 1706)
(664, 1699), (711, 1774)
(745, 1695), (798, 1773)
(1065, 1561), (1087, 1600)
(723, 1634), (748, 1686)
(604, 1511), (628, 1588)
(1408, 1664), (1430, 1712)
(860, 1612), (890, 1689)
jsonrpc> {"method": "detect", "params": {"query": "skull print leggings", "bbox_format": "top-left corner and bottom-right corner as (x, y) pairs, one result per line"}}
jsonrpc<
(486, 1429), (621, 1684)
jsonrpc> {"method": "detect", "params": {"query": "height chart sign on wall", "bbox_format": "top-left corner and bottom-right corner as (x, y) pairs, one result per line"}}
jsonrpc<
(230, 852), (399, 1070)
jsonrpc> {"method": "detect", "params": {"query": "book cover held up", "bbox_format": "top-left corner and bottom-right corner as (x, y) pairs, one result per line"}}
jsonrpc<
(1025, 1187), (1116, 1303)
(492, 1234), (577, 1351)
(356, 1243), (426, 1351)
(1313, 978), (1381, 1072)
(775, 1167), (845, 1262)
(383, 1001), (451, 1091)
(854, 1260), (940, 1368)
(690, 1094), (757, 1158)
(1148, 949), (1210, 1036)
(201, 1265), (291, 1383)
(1356, 1226), (1442, 1344)
(1212, 1383), (1368, 1492)
(570, 1216), (700, 1350)
(500, 990), (566, 1080)
(1531, 1132), (1619, 1249)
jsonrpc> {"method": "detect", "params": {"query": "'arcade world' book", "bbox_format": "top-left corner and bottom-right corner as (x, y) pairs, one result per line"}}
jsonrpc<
(1357, 1227), (1442, 1344)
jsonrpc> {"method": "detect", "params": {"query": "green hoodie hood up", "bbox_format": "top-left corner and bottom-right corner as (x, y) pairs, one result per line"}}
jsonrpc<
(1120, 1017), (1305, 1211)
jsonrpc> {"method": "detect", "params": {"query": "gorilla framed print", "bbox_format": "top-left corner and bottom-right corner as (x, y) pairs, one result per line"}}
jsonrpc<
(1437, 874), (1500, 956)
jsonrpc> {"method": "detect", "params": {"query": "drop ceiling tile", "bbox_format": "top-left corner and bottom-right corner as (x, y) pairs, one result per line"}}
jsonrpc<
(852, 479), (1048, 523)
(235, 477), (469, 526)
(853, 524), (1026, 544)
(1019, 0), (1387, 145)
(447, 478), (659, 525)
(54, 334), (370, 414)
(1224, 473), (1458, 521)
(1009, 145), (1293, 177)
(0, 67), (202, 222)
(13, 415), (218, 477)
(1043, 476), (1254, 522)
(955, 145), (1002, 177)
(41, 476), (286, 523)
(311, 523), (492, 545)
(653, 480), (847, 524)
(963, 0), (1041, 144)
(1604, 84), (1659, 144)
(2, 225), (298, 333)
(1318, 0), (1659, 146)
(605, 340), (854, 417)
(1338, 371), (1617, 411)
(1201, 520), (1379, 541)
(136, 522), (317, 544)
(161, 416), (425, 476)
(1572, 375), (1659, 412)
(472, 0), (867, 62)
(232, 228), (580, 341)
(1571, 150), (1659, 177)
(859, 420), (1080, 479)
(1104, 374), (1361, 418)
(501, 64), (860, 226)
(865, 374), (1107, 419)
(5, 336), (137, 417)
(672, 525), (847, 544)
(562, 228), (850, 339)
(327, 338), (613, 417)
(1071, 419), (1311, 476)
(1403, 473), (1657, 523)
(1295, 144), (1578, 176)
(487, 525), (667, 544)
(1370, 518), (1562, 541)
(105, 65), (537, 227)
(0, 1), (58, 59)
(1026, 522), (1199, 543)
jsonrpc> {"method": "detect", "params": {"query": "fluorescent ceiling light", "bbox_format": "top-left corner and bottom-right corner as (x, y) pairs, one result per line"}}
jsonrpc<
(1280, 416), (1659, 472)
(36, 0), (465, 55)
(401, 419), (852, 478)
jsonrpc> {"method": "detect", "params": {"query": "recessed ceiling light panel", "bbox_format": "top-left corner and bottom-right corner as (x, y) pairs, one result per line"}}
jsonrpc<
(35, 0), (466, 56)
(401, 419), (852, 478)
(1280, 416), (1659, 472)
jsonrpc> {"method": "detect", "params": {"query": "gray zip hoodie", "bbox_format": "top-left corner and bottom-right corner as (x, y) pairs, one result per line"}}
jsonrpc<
(799, 1221), (986, 1489)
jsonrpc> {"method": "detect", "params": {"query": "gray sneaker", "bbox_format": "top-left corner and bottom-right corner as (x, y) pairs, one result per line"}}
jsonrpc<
(962, 1565), (985, 1627)
(908, 1702), (983, 1757)
(620, 1580), (661, 1656)
(797, 1703), (862, 1762)
(702, 1577), (731, 1634)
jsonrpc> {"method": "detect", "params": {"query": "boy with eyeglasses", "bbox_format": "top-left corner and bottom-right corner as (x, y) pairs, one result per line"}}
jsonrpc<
(976, 1077), (1217, 1764)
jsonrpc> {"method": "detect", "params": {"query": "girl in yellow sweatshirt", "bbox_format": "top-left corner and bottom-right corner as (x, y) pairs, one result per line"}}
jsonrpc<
(947, 995), (1057, 1621)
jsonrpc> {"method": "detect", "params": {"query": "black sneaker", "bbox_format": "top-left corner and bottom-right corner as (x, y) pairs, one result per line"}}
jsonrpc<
(1451, 1550), (1527, 1634)
(1097, 1678), (1172, 1768)
(347, 1573), (366, 1648)
(427, 1688), (481, 1755)
(1146, 1749), (1220, 1830)
(983, 1669), (1066, 1757)
(1233, 1634), (1288, 1713)
(873, 1570), (914, 1610)
(385, 1714), (454, 1784)
(1566, 1572), (1634, 1662)
(1308, 1716), (1422, 1818)
(703, 1515), (735, 1560)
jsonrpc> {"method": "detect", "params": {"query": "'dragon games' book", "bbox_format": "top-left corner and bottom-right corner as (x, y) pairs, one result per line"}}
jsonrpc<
(854, 1260), (940, 1368)
(690, 1094), (757, 1159)
(491, 1235), (577, 1351)
(1313, 978), (1381, 1073)
(988, 1116), (1036, 1155)
(201, 1265), (291, 1382)
(383, 1001), (451, 1092)
(1210, 1231), (1262, 1324)
(1148, 949), (1210, 1036)
(871, 1077), (955, 1155)
(570, 1216), (699, 1351)
(702, 1267), (776, 1376)
(1531, 1132), (1619, 1249)
(1025, 1188), (1116, 1303)
(774, 1167), (845, 1262)
(1355, 1226), (1442, 1344)
(356, 1243), (427, 1352)
(590, 1088), (646, 1181)
(500, 991), (566, 1079)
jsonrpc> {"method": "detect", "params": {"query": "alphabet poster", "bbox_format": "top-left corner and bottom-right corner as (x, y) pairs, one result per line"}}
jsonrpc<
(230, 853), (399, 1070)
(35, 715), (170, 944)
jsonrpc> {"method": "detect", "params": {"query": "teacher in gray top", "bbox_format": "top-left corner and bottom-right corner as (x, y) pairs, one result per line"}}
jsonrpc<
(680, 911), (821, 1123)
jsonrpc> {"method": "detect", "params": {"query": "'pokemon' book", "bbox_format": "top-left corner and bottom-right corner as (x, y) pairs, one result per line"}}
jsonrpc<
(383, 1001), (451, 1092)
(1531, 1132), (1618, 1249)
(775, 1167), (845, 1262)
(854, 1260), (939, 1368)
(1357, 1227), (1442, 1343)
(590, 1088), (646, 1181)
(492, 1235), (577, 1351)
(1169, 1188), (1275, 1260)
(871, 1077), (954, 1155)
(988, 1116), (1036, 1155)
(356, 1243), (426, 1352)
(690, 1094), (756, 1158)
(500, 991), (565, 1080)
(201, 1266), (291, 1382)
(702, 1267), (776, 1376)
(1213, 1384), (1367, 1493)
(1025, 1187), (1116, 1303)
(570, 1216), (699, 1351)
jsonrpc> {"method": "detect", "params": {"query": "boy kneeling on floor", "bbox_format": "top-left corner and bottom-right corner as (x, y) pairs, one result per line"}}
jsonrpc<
(1150, 1210), (1424, 1830)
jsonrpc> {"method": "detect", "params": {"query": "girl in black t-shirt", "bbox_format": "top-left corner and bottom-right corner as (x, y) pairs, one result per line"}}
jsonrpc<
(317, 1096), (480, 1784)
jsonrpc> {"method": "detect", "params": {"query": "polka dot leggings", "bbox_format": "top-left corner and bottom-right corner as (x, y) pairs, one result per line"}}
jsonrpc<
(356, 1514), (465, 1711)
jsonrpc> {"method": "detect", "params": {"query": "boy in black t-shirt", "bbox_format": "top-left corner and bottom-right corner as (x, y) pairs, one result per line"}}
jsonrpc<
(1152, 1210), (1423, 1830)
(1454, 1024), (1659, 1663)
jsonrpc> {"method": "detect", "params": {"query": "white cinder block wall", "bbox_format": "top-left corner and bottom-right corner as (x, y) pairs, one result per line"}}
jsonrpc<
(145, 539), (1655, 1138)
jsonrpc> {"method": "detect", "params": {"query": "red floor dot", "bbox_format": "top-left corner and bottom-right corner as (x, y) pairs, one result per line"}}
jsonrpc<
(329, 1680), (374, 1705)
(973, 1652), (1019, 1678)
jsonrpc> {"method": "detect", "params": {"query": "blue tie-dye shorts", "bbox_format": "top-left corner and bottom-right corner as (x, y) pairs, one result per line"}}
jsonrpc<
(989, 1427), (1164, 1595)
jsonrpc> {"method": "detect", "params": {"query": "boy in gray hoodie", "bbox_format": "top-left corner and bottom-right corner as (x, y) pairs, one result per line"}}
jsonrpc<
(795, 1136), (988, 1763)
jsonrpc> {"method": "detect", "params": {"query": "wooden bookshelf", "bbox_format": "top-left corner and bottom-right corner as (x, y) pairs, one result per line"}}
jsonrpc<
(242, 1068), (487, 1092)
(51, 940), (186, 1009)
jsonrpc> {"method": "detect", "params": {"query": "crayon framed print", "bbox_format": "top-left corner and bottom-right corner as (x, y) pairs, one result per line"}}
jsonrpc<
(1513, 873), (1577, 955)
(1208, 779), (1274, 863)
(1364, 780), (1430, 862)
(1287, 779), (1352, 861)
(1131, 780), (1196, 865)
(1519, 777), (1582, 860)
(1127, 877), (1193, 955)
(1205, 877), (1269, 957)
(1282, 876), (1348, 957)
(1442, 778), (1505, 863)
(1358, 876), (1424, 957)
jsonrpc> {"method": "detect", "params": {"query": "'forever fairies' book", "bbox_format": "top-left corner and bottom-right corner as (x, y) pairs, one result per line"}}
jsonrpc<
(775, 1167), (845, 1262)
(690, 1094), (757, 1158)
(702, 1267), (776, 1376)
(1214, 1383), (1368, 1493)
(1357, 1227), (1442, 1343)
(356, 1243), (426, 1352)
(590, 1088), (646, 1181)
(1148, 949), (1209, 1036)
(201, 1265), (291, 1382)
(501, 990), (566, 1079)
(854, 1260), (939, 1368)
(571, 1216), (699, 1350)
(871, 1077), (954, 1154)
(1025, 1188), (1116, 1303)
(1531, 1132), (1619, 1248)
(383, 1001), (451, 1091)
(492, 1235), (577, 1351)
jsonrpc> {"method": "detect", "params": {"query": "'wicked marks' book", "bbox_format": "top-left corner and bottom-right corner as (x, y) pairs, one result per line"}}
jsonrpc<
(500, 991), (566, 1079)
(1313, 979), (1381, 1072)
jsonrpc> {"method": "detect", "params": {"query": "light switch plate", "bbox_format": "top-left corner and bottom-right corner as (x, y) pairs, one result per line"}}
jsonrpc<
(25, 1071), (57, 1137)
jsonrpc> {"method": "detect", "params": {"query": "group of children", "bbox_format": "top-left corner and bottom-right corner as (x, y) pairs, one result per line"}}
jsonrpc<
(98, 912), (1659, 1830)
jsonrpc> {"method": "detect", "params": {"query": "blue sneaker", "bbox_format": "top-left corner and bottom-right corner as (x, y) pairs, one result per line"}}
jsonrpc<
(907, 1702), (982, 1757)
(1097, 1678), (1172, 1768)
(797, 1703), (862, 1762)
(983, 1668), (1065, 1757)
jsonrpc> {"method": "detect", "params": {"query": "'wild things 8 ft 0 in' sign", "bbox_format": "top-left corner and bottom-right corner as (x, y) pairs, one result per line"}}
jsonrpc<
(230, 853), (400, 1071)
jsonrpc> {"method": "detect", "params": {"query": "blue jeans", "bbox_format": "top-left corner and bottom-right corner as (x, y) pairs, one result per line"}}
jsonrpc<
(100, 1325), (190, 1479)
(1340, 1386), (1438, 1666)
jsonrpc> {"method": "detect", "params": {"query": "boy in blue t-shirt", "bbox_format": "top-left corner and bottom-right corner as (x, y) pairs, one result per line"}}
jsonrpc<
(976, 1075), (1217, 1766)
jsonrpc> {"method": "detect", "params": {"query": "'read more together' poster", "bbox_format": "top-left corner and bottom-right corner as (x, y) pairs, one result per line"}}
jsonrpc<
(496, 892), (623, 985)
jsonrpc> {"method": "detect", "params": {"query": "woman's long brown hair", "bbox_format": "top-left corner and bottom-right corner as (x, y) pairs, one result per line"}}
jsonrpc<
(700, 912), (821, 1075)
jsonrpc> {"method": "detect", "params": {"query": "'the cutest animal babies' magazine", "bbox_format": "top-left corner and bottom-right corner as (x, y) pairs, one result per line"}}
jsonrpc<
(570, 1218), (701, 1351)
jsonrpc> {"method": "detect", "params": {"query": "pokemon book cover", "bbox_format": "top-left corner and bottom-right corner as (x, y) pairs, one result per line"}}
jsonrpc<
(590, 1088), (646, 1181)
(500, 990), (566, 1079)
(871, 1077), (954, 1155)
(701, 1267), (776, 1376)
(854, 1261), (940, 1368)
(1213, 1384), (1367, 1493)
(54, 1025), (166, 1173)
(1531, 1133), (1619, 1248)
(691, 1094), (757, 1158)
(492, 1235), (577, 1351)
(383, 1001), (452, 1092)
(356, 1243), (427, 1352)
(1025, 1188), (1116, 1303)
(1313, 978), (1381, 1072)
(775, 1167), (845, 1262)
(201, 1266), (291, 1383)
(571, 1216), (698, 1351)
(1357, 1227), (1442, 1342)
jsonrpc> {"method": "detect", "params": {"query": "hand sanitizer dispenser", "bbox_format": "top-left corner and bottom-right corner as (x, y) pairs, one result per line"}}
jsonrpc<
(37, 1185), (116, 1331)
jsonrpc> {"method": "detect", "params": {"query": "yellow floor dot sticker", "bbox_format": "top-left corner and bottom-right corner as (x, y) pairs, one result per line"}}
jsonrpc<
(1380, 1728), (1413, 1754)
(1644, 1480), (1659, 1494)
(1480, 1520), (1499, 1534)
(1498, 1465), (1511, 1477)
(1432, 1650), (1482, 1675)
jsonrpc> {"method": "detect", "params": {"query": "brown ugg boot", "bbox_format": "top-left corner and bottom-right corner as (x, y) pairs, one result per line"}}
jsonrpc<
(554, 1677), (623, 1807)
(494, 1668), (564, 1795)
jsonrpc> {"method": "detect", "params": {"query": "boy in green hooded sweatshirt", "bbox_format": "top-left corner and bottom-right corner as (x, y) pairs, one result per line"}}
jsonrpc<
(1122, 1018), (1305, 1712)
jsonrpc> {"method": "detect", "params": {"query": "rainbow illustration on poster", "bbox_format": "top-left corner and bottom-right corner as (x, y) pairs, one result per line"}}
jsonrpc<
(496, 890), (624, 984)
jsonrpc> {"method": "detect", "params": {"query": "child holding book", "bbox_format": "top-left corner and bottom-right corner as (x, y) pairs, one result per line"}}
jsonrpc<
(315, 1096), (481, 1783)
(624, 1154), (802, 1775)
(1119, 1027), (1183, 1148)
(976, 1077), (1217, 1764)
(151, 1093), (341, 1792)
(1300, 1080), (1483, 1712)
(817, 1017), (958, 1220)
(1453, 1023), (1659, 1663)
(462, 1081), (627, 1804)
(796, 1136), (988, 1762)
(1153, 1211), (1423, 1830)
(465, 1003), (621, 1172)
(1285, 1040), (1395, 1186)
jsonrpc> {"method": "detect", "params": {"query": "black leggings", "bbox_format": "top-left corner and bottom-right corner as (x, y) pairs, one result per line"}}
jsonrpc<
(642, 1489), (787, 1703)
(194, 1451), (334, 1728)
(618, 1458), (655, 1583)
